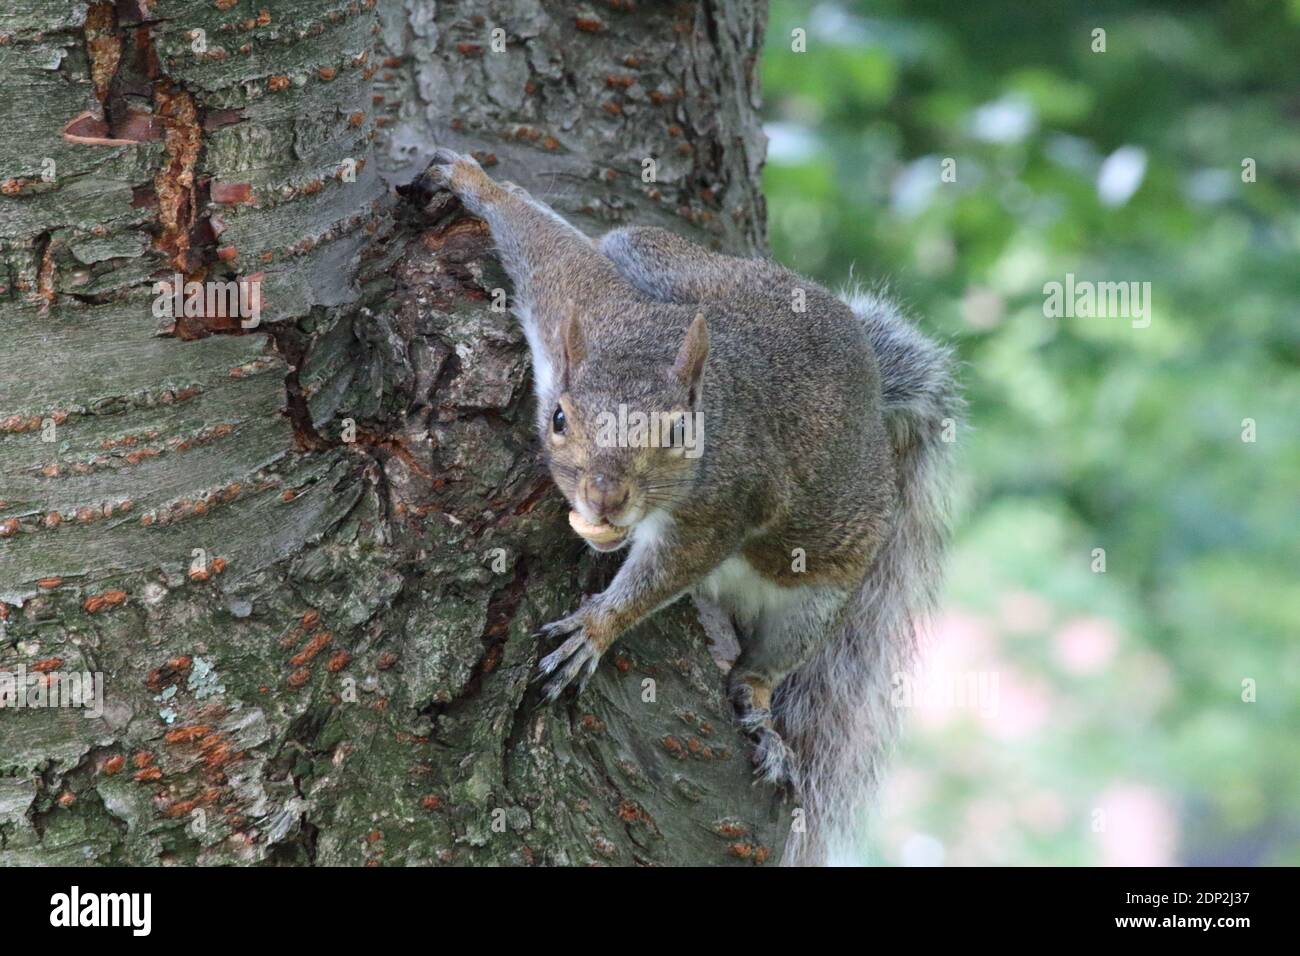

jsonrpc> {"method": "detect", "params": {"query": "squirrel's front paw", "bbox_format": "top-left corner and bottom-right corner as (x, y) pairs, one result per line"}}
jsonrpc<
(425, 145), (479, 181)
(534, 612), (605, 702)
(404, 146), (489, 207)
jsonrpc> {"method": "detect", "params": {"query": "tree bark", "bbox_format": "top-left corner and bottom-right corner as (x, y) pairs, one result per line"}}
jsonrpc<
(0, 0), (781, 865)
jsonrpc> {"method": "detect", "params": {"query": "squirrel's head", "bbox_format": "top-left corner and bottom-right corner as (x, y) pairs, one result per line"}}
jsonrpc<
(541, 313), (708, 551)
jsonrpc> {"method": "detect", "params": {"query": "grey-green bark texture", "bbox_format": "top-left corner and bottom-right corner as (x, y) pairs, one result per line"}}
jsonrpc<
(0, 0), (785, 865)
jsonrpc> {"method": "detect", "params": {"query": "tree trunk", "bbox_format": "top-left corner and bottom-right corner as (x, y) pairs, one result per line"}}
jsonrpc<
(0, 0), (781, 866)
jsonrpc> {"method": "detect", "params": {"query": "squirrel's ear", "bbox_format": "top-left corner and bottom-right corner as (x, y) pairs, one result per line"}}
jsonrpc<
(559, 313), (586, 387)
(672, 312), (709, 403)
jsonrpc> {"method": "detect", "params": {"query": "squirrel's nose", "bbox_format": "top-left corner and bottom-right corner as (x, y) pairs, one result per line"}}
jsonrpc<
(584, 473), (630, 519)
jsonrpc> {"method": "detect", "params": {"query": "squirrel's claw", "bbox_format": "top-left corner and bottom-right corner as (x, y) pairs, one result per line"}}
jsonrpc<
(428, 145), (472, 168)
(535, 622), (603, 702)
(728, 678), (800, 791)
(399, 147), (483, 208)
(751, 726), (799, 792)
(422, 147), (460, 184)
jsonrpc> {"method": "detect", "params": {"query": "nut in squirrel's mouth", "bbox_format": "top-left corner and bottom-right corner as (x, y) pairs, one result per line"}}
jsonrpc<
(568, 510), (631, 552)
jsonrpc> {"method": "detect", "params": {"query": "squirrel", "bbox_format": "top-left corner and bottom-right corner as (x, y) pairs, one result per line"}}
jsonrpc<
(406, 148), (961, 865)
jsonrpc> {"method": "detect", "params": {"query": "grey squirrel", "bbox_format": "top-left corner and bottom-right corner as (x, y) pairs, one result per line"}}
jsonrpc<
(409, 148), (960, 864)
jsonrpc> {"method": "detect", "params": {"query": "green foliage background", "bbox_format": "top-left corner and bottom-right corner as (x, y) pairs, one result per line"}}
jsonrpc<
(761, 0), (1300, 864)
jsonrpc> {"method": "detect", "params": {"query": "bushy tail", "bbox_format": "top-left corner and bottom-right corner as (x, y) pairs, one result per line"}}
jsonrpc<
(778, 289), (961, 865)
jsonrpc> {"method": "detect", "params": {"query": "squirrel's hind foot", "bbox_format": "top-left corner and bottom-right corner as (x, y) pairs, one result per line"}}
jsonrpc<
(751, 726), (799, 791)
(727, 672), (798, 789)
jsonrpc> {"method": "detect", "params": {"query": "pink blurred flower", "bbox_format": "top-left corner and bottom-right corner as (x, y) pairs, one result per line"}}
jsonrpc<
(981, 667), (1050, 739)
(1096, 784), (1178, 866)
(908, 611), (1002, 730)
(1054, 615), (1121, 675)
(926, 610), (996, 665)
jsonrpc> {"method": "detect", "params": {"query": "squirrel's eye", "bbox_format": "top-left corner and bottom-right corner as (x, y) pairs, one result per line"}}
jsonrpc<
(552, 406), (566, 434)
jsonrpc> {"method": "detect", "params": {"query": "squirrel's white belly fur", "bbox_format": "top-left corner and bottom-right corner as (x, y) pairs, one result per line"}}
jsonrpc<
(699, 555), (804, 626)
(633, 511), (806, 625)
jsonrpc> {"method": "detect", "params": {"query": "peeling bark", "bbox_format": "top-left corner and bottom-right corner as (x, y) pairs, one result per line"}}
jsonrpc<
(0, 0), (783, 866)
